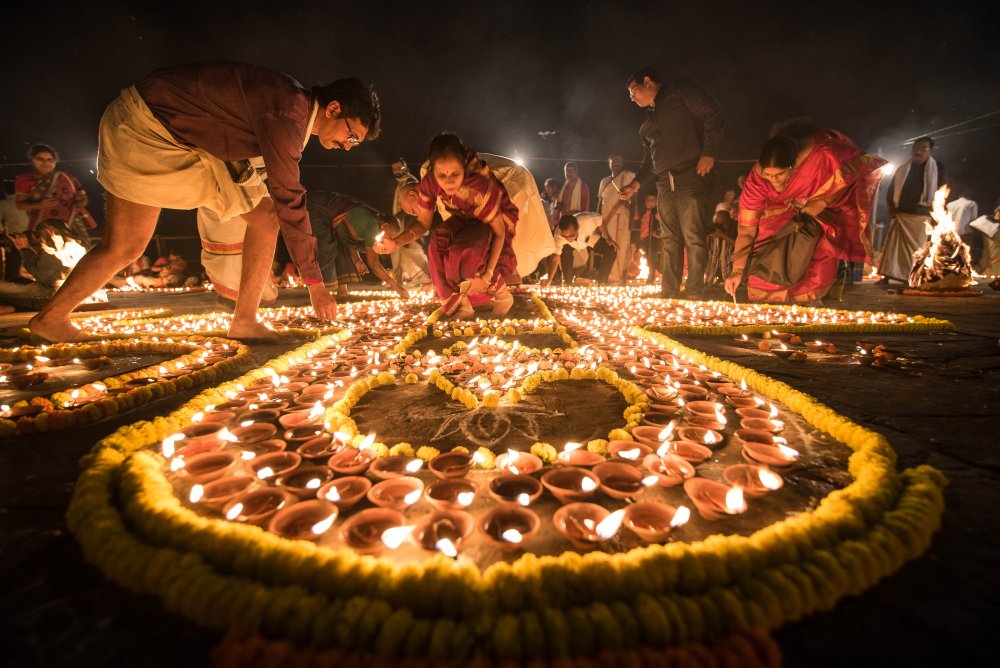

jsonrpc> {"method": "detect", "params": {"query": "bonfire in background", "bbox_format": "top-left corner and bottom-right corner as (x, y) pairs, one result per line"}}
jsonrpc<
(908, 185), (974, 290)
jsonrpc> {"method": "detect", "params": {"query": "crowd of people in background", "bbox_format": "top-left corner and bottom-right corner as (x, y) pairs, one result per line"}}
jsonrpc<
(6, 61), (1000, 333)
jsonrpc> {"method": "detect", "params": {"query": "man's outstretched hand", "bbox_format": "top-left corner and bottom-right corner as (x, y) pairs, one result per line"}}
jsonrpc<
(308, 283), (338, 320)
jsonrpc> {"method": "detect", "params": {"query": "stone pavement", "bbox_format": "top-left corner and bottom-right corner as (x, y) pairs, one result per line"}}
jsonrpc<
(1, 283), (997, 667)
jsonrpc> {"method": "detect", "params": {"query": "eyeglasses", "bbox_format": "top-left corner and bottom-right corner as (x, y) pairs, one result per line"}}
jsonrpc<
(343, 117), (360, 147)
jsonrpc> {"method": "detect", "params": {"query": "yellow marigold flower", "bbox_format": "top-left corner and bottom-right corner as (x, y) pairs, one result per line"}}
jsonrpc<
(416, 446), (440, 462)
(608, 428), (632, 441)
(389, 443), (415, 457)
(404, 373), (419, 384)
(473, 447), (495, 469)
(587, 439), (609, 455)
(482, 392), (500, 408)
(506, 388), (522, 403)
(463, 327), (475, 336)
(451, 446), (469, 454)
(530, 442), (558, 464)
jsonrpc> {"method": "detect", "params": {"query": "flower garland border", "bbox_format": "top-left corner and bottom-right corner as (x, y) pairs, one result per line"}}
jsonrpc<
(1, 336), (249, 437)
(65, 305), (947, 661)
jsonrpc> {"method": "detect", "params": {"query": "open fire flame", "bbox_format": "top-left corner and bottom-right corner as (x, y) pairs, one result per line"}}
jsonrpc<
(909, 185), (973, 289)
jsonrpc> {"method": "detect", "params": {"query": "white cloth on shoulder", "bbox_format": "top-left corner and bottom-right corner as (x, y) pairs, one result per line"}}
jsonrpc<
(891, 157), (939, 209)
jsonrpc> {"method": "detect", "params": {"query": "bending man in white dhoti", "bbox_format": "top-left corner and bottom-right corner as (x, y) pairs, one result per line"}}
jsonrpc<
(29, 62), (380, 342)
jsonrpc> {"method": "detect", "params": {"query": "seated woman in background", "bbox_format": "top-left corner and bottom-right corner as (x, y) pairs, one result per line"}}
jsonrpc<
(375, 133), (517, 319)
(725, 120), (885, 304)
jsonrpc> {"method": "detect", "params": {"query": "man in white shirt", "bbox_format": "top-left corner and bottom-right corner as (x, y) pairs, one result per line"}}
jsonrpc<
(541, 213), (614, 286)
(597, 154), (636, 283)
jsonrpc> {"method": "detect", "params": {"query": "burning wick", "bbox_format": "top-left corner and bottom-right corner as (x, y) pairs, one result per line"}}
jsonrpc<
(189, 484), (204, 503)
(671, 506), (692, 527)
(311, 514), (336, 535)
(502, 529), (524, 544)
(226, 503), (244, 521)
(436, 538), (458, 558)
(381, 525), (413, 549)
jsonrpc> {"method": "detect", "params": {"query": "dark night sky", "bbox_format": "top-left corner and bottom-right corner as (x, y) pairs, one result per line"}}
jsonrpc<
(2, 0), (997, 244)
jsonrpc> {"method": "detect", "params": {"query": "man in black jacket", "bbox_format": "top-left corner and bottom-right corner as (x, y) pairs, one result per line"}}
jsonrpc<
(618, 67), (724, 299)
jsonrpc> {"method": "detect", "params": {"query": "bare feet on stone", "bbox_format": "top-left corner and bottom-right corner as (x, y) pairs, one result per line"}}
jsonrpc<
(227, 319), (285, 343)
(28, 314), (92, 342)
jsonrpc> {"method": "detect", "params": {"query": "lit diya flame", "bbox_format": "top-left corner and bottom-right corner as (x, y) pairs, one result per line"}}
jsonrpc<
(768, 403), (779, 419)
(502, 528), (524, 544)
(359, 433), (377, 450)
(380, 525), (414, 549)
(725, 486), (747, 514)
(162, 434), (184, 458)
(218, 428), (239, 443)
(189, 484), (204, 503)
(436, 538), (459, 558)
(170, 457), (186, 472)
(595, 509), (626, 540)
(311, 514), (336, 535)
(191, 412), (204, 423)
(325, 486), (341, 502)
(776, 443), (800, 461)
(704, 431), (719, 445)
(759, 468), (783, 490)
(505, 449), (521, 474)
(403, 489), (422, 506)
(257, 466), (275, 479)
(618, 447), (641, 461)
(226, 503), (244, 521)
(517, 493), (531, 507)
(457, 491), (475, 507)
(306, 478), (322, 490)
(642, 475), (659, 487)
(658, 420), (678, 443)
(405, 459), (424, 473)
(580, 476), (598, 493)
(309, 402), (324, 420)
(671, 505), (692, 527)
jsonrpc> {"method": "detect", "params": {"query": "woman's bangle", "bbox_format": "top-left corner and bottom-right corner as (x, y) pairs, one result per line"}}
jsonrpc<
(731, 267), (745, 276)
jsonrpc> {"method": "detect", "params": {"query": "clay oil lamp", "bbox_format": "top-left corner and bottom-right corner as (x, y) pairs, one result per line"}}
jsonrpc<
(231, 422), (278, 444)
(657, 440), (712, 465)
(675, 383), (709, 401)
(726, 394), (760, 409)
(642, 452), (696, 486)
(733, 428), (775, 448)
(428, 451), (473, 479)
(223, 487), (297, 526)
(684, 401), (728, 431)
(770, 344), (795, 360)
(742, 440), (800, 468)
(267, 499), (339, 542)
(278, 401), (325, 430)
(425, 478), (479, 511)
(645, 385), (679, 405)
(10, 372), (48, 390)
(805, 340), (837, 353)
(214, 399), (249, 415)
(177, 450), (239, 484)
(495, 449), (543, 476)
(593, 462), (657, 499)
(732, 334), (756, 348)
(370, 455), (424, 480)
(552, 503), (626, 550)
(488, 474), (543, 507)
(2, 403), (44, 418)
(317, 476), (372, 510)
(189, 475), (255, 512)
(723, 464), (784, 497)
(239, 438), (287, 459)
(276, 465), (335, 498)
(255, 400), (289, 412)
(238, 408), (280, 425)
(735, 407), (771, 420)
(413, 510), (474, 557)
(607, 439), (654, 463)
(80, 356), (113, 371)
(676, 426), (723, 448)
(540, 466), (601, 504)
(479, 506), (540, 552)
(297, 434), (342, 459)
(367, 476), (424, 511)
(769, 330), (794, 343)
(623, 501), (691, 542)
(170, 437), (222, 462)
(717, 380), (752, 400)
(123, 376), (158, 390)
(250, 451), (302, 480)
(683, 478), (747, 521)
(641, 409), (679, 428)
(339, 508), (405, 555)
(740, 417), (783, 433)
(556, 441), (603, 467)
(199, 410), (236, 426)
(283, 425), (325, 447)
(327, 446), (376, 475)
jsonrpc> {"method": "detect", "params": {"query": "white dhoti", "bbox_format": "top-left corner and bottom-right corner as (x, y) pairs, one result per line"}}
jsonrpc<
(490, 161), (557, 277)
(877, 212), (931, 280)
(97, 86), (265, 220)
(197, 208), (279, 304)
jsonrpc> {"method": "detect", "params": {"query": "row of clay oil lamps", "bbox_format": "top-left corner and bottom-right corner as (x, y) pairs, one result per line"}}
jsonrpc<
(543, 286), (914, 328)
(0, 343), (238, 418)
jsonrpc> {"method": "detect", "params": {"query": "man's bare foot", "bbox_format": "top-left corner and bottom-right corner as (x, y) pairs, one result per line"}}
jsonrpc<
(28, 314), (92, 342)
(227, 319), (285, 343)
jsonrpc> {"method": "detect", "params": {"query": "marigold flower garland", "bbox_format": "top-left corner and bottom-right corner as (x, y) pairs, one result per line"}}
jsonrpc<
(64, 296), (947, 662)
(0, 336), (249, 437)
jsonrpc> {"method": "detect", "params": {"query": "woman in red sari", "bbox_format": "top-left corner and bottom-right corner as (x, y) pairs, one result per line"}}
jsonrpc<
(725, 124), (885, 304)
(375, 134), (517, 318)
